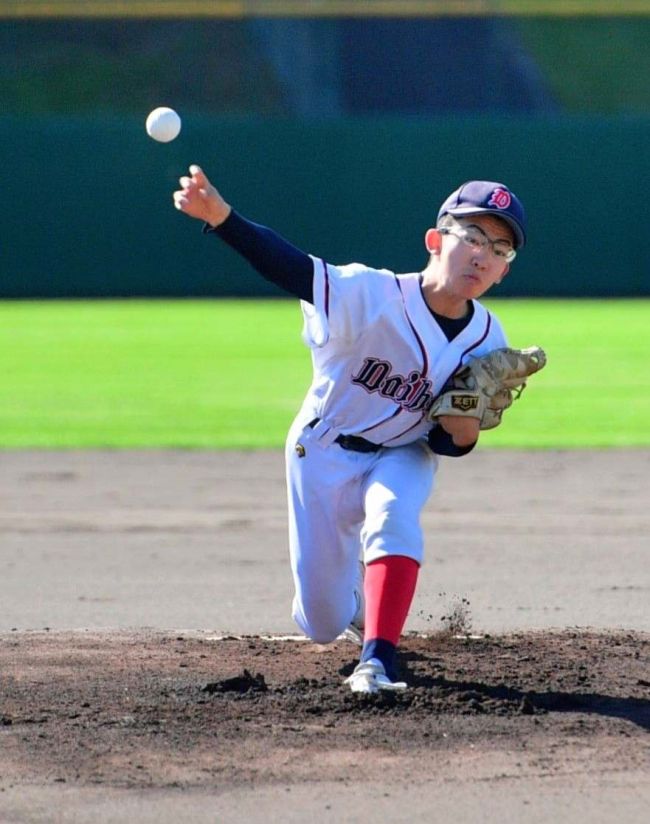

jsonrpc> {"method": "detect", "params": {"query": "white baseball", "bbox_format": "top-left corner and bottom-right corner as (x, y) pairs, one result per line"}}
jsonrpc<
(145, 107), (182, 143)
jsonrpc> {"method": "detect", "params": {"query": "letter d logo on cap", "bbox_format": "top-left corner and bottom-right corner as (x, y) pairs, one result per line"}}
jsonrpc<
(488, 188), (512, 210)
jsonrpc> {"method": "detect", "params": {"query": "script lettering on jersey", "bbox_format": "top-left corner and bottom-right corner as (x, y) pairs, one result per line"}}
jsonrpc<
(351, 357), (434, 412)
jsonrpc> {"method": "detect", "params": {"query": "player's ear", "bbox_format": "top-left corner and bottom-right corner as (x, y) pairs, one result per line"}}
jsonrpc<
(496, 263), (510, 283)
(424, 228), (442, 255)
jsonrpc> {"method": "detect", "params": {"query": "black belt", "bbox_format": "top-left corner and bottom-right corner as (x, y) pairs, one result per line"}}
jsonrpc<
(308, 419), (381, 454)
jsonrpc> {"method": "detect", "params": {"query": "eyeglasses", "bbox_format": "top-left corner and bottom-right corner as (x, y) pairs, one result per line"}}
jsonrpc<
(438, 223), (517, 263)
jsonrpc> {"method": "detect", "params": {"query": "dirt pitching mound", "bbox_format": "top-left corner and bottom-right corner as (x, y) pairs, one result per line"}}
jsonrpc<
(1, 629), (648, 790)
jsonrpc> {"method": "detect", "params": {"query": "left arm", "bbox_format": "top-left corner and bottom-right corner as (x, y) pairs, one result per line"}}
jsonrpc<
(427, 425), (477, 457)
(437, 415), (480, 447)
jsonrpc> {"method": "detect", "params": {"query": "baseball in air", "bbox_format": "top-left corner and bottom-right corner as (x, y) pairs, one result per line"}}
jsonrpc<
(145, 107), (181, 143)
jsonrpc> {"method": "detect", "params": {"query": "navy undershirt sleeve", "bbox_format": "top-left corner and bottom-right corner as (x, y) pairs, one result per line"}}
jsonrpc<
(426, 426), (477, 457)
(203, 210), (314, 303)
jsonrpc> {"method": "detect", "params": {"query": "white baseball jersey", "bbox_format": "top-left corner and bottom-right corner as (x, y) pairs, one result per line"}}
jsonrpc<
(285, 258), (508, 644)
(297, 257), (507, 444)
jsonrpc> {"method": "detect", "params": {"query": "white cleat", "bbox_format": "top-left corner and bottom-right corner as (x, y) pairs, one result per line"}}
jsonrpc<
(340, 623), (364, 646)
(345, 658), (407, 694)
(341, 587), (365, 645)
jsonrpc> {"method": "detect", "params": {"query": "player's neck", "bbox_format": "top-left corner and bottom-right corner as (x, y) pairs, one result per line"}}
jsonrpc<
(421, 283), (471, 320)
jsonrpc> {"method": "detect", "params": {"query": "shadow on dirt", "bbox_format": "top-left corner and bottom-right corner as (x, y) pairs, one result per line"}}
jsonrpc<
(407, 671), (650, 731)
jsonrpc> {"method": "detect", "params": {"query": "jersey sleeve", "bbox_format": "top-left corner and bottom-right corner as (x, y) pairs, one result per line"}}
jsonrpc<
(301, 258), (397, 349)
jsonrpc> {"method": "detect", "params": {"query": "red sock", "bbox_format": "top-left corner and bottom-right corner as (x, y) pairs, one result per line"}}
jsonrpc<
(363, 556), (420, 645)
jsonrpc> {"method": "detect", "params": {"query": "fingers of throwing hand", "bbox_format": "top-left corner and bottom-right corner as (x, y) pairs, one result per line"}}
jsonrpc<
(173, 175), (205, 212)
(189, 164), (207, 186)
(173, 191), (189, 211)
(173, 165), (215, 217)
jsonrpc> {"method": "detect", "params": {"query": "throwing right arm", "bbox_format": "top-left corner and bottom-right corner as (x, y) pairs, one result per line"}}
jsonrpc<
(173, 165), (314, 303)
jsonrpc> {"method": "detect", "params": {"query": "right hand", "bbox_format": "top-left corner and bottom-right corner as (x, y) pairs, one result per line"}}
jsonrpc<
(173, 165), (231, 228)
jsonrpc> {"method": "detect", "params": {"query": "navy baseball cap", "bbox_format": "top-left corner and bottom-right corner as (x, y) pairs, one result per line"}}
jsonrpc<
(437, 181), (527, 249)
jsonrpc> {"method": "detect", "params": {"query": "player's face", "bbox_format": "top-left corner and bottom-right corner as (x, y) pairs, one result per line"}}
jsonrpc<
(429, 214), (514, 301)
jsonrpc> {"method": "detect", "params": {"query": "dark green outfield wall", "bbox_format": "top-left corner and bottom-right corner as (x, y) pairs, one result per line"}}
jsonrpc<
(2, 115), (648, 298)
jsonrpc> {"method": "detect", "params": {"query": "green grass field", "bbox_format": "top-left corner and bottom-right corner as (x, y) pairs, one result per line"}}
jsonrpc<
(1, 299), (648, 449)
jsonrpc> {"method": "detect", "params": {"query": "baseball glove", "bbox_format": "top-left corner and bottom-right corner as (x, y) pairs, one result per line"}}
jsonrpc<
(429, 346), (547, 430)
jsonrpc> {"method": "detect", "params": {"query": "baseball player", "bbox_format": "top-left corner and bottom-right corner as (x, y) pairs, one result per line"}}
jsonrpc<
(173, 169), (529, 694)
